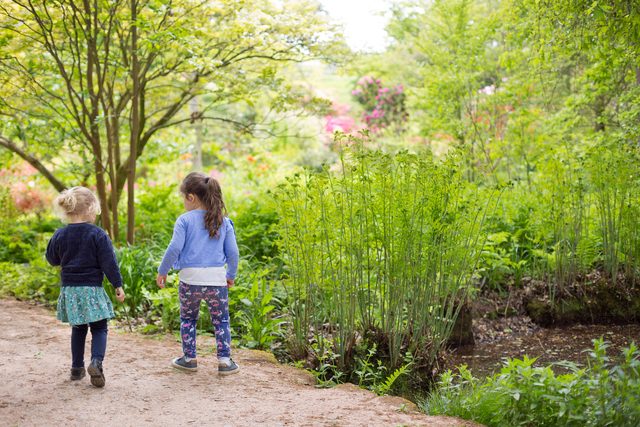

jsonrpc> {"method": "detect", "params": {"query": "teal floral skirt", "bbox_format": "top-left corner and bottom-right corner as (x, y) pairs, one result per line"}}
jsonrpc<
(56, 286), (115, 326)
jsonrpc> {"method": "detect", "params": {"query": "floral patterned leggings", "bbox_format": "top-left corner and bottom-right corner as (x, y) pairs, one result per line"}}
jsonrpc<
(178, 282), (231, 359)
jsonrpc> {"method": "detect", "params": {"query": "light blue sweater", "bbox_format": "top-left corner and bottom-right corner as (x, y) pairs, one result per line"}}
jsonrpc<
(158, 210), (239, 279)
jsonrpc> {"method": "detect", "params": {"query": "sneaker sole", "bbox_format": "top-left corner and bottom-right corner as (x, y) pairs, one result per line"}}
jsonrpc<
(171, 360), (198, 372)
(87, 365), (105, 387)
(218, 367), (240, 376)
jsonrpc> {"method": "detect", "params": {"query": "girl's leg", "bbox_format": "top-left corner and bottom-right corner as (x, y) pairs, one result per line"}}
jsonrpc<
(179, 282), (203, 358)
(71, 324), (88, 368)
(89, 319), (108, 361)
(203, 286), (231, 359)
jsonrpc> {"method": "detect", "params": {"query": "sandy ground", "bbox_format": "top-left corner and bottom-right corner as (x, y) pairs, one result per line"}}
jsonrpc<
(0, 297), (483, 427)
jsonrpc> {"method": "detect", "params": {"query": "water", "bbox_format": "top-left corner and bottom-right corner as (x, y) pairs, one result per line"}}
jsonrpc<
(446, 323), (640, 379)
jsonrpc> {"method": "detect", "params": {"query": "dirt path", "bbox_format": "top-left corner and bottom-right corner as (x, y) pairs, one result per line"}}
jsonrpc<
(0, 298), (480, 427)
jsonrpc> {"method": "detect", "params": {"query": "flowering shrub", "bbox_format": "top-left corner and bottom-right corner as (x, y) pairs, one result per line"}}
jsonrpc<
(324, 101), (356, 134)
(0, 162), (53, 217)
(352, 76), (408, 133)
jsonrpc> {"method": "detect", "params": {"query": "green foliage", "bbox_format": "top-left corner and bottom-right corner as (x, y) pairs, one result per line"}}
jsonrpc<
(133, 183), (183, 248)
(238, 271), (284, 349)
(308, 346), (346, 388)
(104, 245), (160, 317)
(0, 223), (38, 264)
(272, 131), (500, 375)
(233, 197), (280, 264)
(0, 217), (62, 263)
(374, 363), (412, 396)
(143, 284), (181, 332)
(0, 237), (60, 304)
(423, 338), (640, 427)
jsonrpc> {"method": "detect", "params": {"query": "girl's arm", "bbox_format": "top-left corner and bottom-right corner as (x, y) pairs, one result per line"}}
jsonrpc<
(45, 233), (60, 266)
(157, 217), (187, 276)
(224, 218), (240, 280)
(96, 234), (124, 289)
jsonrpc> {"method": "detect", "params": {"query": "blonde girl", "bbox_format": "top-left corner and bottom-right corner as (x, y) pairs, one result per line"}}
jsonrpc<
(46, 186), (125, 387)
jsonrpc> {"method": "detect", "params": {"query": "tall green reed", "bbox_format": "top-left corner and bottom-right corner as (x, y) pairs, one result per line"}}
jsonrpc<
(532, 151), (591, 301)
(272, 132), (500, 372)
(588, 140), (640, 285)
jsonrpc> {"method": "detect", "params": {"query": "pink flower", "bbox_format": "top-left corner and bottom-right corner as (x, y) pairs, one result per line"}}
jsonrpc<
(351, 90), (358, 95)
(502, 77), (509, 82)
(376, 78), (381, 83)
(403, 117), (407, 121)
(379, 101), (384, 105)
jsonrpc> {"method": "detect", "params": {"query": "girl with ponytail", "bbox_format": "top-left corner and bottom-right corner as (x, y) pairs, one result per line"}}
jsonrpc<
(157, 172), (240, 375)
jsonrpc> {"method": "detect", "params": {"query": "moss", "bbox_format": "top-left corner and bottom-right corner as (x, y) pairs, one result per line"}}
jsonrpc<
(526, 298), (554, 327)
(526, 282), (640, 327)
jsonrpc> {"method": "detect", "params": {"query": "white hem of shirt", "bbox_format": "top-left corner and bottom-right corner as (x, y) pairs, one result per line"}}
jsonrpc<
(179, 267), (227, 286)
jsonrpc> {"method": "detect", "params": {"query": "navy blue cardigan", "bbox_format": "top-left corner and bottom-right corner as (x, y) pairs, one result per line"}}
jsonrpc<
(46, 223), (123, 289)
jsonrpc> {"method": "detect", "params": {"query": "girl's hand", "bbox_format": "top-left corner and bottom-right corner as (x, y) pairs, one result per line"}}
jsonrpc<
(115, 287), (126, 302)
(226, 278), (234, 288)
(157, 274), (167, 289)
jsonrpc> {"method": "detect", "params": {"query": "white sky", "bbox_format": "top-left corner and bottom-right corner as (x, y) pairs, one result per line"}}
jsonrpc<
(319, 0), (396, 53)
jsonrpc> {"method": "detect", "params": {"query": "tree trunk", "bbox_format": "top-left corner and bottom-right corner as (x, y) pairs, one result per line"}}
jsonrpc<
(127, 0), (140, 245)
(190, 96), (203, 171)
(594, 95), (606, 133)
(84, 4), (112, 236)
(104, 101), (120, 243)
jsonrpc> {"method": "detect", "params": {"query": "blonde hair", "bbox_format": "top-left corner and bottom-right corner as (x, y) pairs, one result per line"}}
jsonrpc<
(54, 186), (101, 222)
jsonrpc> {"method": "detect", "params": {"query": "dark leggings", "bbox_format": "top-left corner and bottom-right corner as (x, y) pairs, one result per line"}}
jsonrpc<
(71, 318), (108, 368)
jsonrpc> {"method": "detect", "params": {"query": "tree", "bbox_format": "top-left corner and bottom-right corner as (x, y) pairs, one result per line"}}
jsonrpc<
(0, 0), (348, 242)
(387, 0), (507, 179)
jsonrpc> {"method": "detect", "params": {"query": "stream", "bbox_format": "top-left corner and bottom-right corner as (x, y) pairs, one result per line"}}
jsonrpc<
(446, 321), (640, 379)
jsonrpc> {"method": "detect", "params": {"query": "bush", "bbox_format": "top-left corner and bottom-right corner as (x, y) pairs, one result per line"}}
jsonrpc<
(272, 131), (500, 376)
(0, 239), (60, 305)
(423, 338), (640, 427)
(104, 245), (160, 317)
(0, 217), (62, 263)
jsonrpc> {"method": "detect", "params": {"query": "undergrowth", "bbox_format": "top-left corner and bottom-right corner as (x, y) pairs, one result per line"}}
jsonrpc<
(423, 338), (640, 427)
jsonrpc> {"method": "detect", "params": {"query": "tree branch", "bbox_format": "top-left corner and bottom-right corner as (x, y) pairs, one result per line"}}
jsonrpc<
(0, 135), (67, 192)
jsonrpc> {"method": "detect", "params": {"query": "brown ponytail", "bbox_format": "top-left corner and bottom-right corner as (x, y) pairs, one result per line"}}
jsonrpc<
(180, 172), (227, 239)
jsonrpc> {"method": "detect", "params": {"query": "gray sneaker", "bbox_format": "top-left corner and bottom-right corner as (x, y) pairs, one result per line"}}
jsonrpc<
(172, 355), (198, 372)
(218, 359), (240, 376)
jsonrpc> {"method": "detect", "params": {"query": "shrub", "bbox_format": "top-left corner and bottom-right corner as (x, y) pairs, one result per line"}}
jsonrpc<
(0, 240), (60, 305)
(423, 338), (640, 427)
(272, 131), (500, 376)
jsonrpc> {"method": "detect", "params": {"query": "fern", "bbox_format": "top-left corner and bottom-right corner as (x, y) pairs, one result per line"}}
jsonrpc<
(373, 363), (412, 396)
